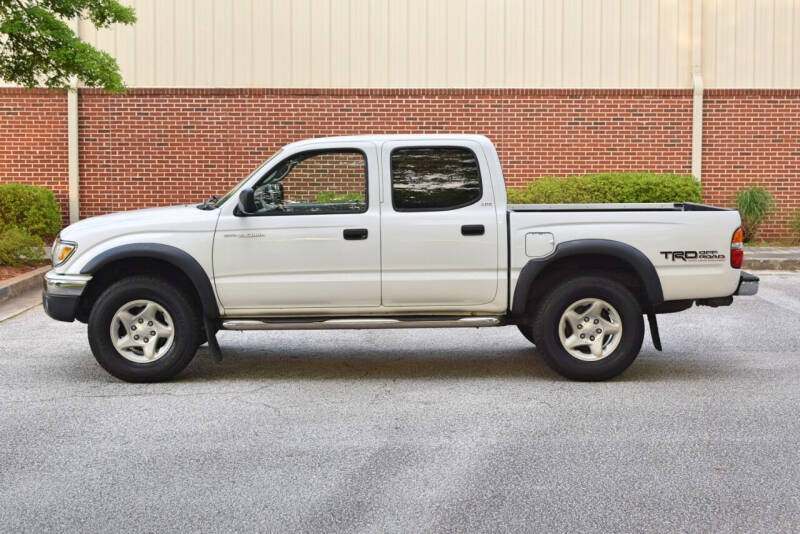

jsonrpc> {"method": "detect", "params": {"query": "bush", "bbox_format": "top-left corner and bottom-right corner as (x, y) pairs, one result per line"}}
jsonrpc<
(0, 227), (45, 267)
(506, 173), (702, 205)
(791, 211), (800, 241)
(735, 186), (774, 242)
(0, 183), (62, 240)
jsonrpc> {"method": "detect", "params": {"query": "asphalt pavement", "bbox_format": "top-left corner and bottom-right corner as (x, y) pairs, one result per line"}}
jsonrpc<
(1, 273), (799, 533)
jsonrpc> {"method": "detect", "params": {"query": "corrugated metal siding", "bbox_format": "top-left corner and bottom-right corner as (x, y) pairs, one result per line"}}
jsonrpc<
(52, 0), (800, 89)
(703, 0), (800, 88)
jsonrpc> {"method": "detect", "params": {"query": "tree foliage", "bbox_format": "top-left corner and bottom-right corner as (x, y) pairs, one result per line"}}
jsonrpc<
(0, 0), (135, 91)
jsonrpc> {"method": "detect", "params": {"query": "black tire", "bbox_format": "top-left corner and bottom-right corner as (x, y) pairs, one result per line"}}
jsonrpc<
(517, 324), (536, 345)
(532, 275), (644, 381)
(88, 275), (203, 382)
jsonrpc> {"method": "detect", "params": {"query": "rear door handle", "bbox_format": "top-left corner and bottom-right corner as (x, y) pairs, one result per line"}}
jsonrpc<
(343, 228), (368, 240)
(461, 224), (485, 236)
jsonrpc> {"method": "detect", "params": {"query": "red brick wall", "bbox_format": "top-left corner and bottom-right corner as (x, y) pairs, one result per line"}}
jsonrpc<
(703, 90), (800, 241)
(2, 87), (798, 239)
(0, 88), (69, 223)
(76, 88), (693, 217)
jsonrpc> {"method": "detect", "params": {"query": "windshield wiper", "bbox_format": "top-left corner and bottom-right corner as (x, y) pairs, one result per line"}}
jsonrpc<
(197, 195), (219, 210)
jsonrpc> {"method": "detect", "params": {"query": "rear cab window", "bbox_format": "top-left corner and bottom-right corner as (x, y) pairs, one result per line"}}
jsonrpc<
(390, 147), (482, 211)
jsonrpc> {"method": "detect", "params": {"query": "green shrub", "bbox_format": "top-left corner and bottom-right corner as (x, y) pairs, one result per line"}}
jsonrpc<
(0, 227), (45, 267)
(315, 191), (365, 203)
(790, 211), (800, 241)
(506, 173), (702, 205)
(735, 186), (774, 242)
(0, 183), (62, 240)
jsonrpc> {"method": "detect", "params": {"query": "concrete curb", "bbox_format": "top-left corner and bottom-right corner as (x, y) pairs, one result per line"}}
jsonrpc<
(0, 265), (50, 305)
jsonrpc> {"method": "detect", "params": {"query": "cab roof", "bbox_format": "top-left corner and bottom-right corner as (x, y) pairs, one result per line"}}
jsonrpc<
(283, 134), (493, 150)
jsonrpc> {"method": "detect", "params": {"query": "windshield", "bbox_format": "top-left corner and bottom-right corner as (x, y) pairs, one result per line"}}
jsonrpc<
(214, 148), (284, 207)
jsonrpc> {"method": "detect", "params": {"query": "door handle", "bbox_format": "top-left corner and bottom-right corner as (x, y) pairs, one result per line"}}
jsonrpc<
(343, 228), (368, 240)
(461, 224), (485, 236)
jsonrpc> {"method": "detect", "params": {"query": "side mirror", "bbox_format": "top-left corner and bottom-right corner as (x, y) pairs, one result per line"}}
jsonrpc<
(237, 187), (257, 215)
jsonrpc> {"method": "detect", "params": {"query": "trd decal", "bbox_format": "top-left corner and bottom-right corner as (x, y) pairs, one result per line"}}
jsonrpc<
(660, 250), (726, 262)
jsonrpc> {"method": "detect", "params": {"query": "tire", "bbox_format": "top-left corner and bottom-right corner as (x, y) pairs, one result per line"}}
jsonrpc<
(88, 275), (203, 382)
(517, 324), (536, 345)
(532, 275), (644, 381)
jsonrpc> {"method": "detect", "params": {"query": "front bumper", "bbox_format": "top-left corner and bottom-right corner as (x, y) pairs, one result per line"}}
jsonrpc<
(734, 271), (759, 296)
(42, 271), (92, 322)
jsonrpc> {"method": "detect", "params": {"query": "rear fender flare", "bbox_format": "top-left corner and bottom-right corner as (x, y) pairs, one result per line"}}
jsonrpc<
(512, 239), (664, 314)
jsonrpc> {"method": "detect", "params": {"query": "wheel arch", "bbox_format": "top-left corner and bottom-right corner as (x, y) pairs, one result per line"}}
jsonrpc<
(512, 239), (664, 316)
(77, 243), (219, 322)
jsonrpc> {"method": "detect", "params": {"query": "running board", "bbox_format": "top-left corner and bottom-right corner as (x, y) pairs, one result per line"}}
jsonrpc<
(221, 316), (502, 331)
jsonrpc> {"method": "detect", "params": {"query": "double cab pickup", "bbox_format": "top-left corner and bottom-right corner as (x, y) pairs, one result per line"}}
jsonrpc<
(43, 135), (758, 382)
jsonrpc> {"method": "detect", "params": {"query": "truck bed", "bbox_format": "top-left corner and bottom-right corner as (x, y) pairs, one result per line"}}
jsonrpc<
(509, 202), (730, 212)
(508, 203), (742, 304)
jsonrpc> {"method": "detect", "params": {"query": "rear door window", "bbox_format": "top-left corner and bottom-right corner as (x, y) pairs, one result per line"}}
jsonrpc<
(390, 147), (482, 211)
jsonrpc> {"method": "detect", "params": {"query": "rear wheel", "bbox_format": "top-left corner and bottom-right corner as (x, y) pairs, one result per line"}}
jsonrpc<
(88, 276), (202, 382)
(532, 275), (644, 381)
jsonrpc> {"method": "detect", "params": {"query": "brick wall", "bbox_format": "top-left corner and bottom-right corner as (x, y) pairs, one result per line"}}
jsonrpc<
(75, 88), (693, 217)
(703, 90), (800, 241)
(1, 87), (798, 239)
(0, 89), (69, 223)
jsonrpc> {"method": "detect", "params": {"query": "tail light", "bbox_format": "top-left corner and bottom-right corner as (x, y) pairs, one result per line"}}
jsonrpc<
(730, 227), (744, 268)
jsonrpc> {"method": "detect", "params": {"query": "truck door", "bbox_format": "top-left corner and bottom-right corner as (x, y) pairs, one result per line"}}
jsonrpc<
(379, 141), (499, 307)
(213, 143), (381, 311)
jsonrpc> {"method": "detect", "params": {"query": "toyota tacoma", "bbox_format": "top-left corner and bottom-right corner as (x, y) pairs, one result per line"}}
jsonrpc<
(43, 135), (759, 382)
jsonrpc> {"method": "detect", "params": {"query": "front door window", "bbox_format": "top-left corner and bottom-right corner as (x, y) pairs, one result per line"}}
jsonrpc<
(248, 150), (367, 215)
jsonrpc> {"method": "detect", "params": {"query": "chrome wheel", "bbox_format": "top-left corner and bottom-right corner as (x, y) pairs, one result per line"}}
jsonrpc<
(109, 299), (175, 363)
(558, 298), (622, 361)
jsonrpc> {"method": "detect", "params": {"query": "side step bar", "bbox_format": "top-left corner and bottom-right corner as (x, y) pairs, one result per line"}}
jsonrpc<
(221, 316), (502, 331)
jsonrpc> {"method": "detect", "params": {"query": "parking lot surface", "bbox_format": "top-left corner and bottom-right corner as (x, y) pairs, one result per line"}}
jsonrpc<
(1, 273), (799, 533)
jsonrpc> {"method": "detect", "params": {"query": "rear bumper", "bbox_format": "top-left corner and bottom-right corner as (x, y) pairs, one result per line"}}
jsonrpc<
(734, 271), (759, 296)
(42, 271), (92, 322)
(695, 271), (759, 308)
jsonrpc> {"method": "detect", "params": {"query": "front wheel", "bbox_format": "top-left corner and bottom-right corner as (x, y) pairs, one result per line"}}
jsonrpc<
(88, 276), (202, 382)
(532, 276), (644, 381)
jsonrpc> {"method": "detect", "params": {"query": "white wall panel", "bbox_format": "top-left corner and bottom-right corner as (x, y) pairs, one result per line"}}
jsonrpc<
(704, 0), (800, 88)
(523, 0), (545, 86)
(465, 0), (486, 86)
(427, 0), (448, 86)
(193, 0), (214, 86)
(388, 0), (409, 86)
(271, 0), (292, 86)
(600, 0), (621, 88)
(290, 0), (311, 86)
(56, 0), (800, 89)
(505, 0), (525, 87)
(329, 0), (349, 86)
(251, 0), (272, 86)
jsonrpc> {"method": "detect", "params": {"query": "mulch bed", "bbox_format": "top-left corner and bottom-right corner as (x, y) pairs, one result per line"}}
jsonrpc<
(0, 263), (49, 283)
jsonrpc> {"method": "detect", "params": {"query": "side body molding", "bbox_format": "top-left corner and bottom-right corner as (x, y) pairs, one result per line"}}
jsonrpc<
(80, 243), (219, 319)
(512, 239), (664, 314)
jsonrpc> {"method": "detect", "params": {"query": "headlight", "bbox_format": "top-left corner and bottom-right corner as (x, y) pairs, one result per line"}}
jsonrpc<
(51, 236), (77, 266)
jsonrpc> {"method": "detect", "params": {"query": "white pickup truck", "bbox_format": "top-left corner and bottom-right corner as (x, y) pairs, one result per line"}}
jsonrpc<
(43, 135), (758, 382)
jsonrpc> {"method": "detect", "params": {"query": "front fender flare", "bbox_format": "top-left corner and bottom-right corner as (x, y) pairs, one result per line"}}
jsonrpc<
(80, 243), (219, 319)
(512, 239), (664, 315)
